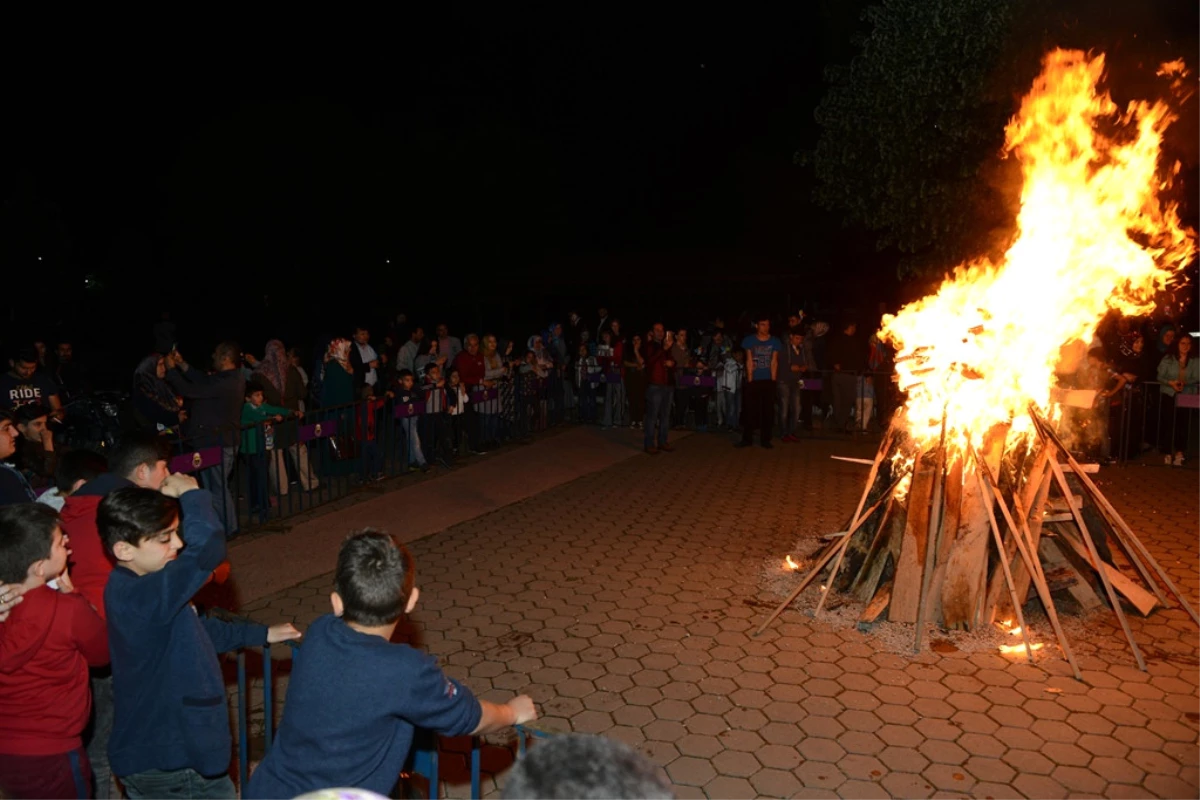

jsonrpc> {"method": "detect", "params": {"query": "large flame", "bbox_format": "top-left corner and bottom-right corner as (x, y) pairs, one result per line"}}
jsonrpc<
(882, 50), (1196, 452)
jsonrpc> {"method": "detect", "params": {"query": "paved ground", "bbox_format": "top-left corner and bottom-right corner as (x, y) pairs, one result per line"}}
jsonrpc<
(232, 426), (1199, 799)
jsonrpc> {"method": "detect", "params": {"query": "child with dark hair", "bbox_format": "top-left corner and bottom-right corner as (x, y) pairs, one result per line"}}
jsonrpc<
(100, 475), (301, 799)
(241, 380), (294, 523)
(37, 449), (109, 512)
(390, 369), (426, 472)
(245, 530), (537, 799)
(0, 503), (109, 800)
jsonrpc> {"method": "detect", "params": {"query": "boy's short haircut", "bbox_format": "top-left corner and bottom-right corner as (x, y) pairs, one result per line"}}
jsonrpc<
(335, 530), (414, 627)
(98, 487), (182, 552)
(246, 379), (266, 397)
(499, 733), (673, 799)
(108, 433), (170, 482)
(55, 449), (109, 493)
(14, 403), (51, 426)
(423, 363), (439, 377)
(397, 369), (414, 381)
(0, 504), (60, 583)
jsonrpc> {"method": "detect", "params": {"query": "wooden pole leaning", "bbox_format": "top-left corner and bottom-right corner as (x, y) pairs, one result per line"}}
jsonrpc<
(970, 446), (1034, 663)
(754, 475), (905, 638)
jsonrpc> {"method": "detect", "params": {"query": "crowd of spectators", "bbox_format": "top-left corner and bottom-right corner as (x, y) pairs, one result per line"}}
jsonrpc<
(0, 303), (1195, 799)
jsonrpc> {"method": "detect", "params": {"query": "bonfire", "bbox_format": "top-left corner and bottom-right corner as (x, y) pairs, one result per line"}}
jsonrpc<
(759, 50), (1198, 677)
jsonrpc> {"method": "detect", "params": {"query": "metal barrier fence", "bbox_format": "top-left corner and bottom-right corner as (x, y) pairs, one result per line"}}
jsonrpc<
(1093, 380), (1199, 466)
(219, 612), (550, 799)
(165, 371), (568, 535)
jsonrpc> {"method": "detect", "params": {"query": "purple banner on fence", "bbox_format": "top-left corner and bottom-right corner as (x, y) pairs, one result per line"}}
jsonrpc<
(594, 371), (623, 384)
(298, 420), (337, 442)
(395, 400), (426, 418)
(678, 375), (716, 388)
(470, 388), (499, 403)
(169, 446), (223, 475)
(1177, 394), (1200, 409)
(798, 378), (823, 391)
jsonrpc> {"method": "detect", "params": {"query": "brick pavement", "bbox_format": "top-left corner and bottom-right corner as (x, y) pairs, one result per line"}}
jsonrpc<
(236, 428), (1200, 799)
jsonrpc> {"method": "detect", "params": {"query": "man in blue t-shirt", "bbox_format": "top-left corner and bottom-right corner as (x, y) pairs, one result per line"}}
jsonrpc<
(738, 315), (783, 449)
(246, 531), (537, 798)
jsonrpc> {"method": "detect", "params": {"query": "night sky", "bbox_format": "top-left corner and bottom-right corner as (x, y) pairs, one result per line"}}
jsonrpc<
(2, 4), (1196, 382)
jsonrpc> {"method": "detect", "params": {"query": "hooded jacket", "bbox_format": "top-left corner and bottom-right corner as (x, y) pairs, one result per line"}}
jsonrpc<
(0, 585), (109, 755)
(59, 472), (133, 620)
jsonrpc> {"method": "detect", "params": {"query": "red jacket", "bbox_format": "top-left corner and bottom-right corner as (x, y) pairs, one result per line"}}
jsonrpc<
(643, 339), (674, 385)
(59, 474), (132, 621)
(454, 350), (486, 387)
(0, 585), (109, 755)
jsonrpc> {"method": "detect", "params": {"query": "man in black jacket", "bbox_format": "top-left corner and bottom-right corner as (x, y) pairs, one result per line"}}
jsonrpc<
(165, 341), (245, 536)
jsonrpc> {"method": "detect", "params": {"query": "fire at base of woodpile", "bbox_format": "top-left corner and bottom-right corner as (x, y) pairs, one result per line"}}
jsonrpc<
(754, 48), (1199, 676)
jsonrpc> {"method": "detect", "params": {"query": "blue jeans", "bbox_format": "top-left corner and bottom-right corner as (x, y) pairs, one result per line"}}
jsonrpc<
(718, 390), (741, 429)
(197, 446), (238, 536)
(644, 385), (673, 448)
(777, 381), (802, 437)
(121, 769), (236, 800)
(85, 670), (114, 799)
(603, 381), (626, 426)
(398, 417), (425, 466)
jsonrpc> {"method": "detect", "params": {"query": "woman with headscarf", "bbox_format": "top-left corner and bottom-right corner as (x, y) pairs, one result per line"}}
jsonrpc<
(1157, 334), (1199, 466)
(255, 339), (318, 495)
(131, 354), (185, 434)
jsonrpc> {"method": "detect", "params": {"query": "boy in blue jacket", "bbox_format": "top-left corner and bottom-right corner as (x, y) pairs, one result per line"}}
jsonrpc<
(245, 530), (537, 798)
(99, 474), (301, 799)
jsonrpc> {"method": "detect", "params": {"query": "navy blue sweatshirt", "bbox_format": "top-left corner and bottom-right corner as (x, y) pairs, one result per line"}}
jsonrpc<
(104, 489), (267, 779)
(245, 614), (482, 798)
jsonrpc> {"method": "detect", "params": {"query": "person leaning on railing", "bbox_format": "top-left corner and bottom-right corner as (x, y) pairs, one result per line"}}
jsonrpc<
(1156, 334), (1199, 467)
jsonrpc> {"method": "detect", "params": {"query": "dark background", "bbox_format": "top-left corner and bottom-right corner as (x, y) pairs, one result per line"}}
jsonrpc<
(1, 4), (1196, 387)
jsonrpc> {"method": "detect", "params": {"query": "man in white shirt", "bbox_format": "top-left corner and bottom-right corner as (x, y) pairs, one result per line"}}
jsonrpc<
(350, 326), (380, 399)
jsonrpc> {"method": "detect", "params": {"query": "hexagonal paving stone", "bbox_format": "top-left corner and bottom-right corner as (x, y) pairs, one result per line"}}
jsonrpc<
(664, 756), (716, 787)
(795, 760), (846, 790)
(880, 771), (936, 799)
(749, 768), (802, 798)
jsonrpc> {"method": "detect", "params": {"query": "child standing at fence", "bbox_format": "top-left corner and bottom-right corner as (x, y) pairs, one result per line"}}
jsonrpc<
(245, 530), (537, 799)
(446, 367), (468, 456)
(241, 381), (292, 523)
(421, 364), (451, 467)
(99, 476), (301, 800)
(0, 504), (109, 800)
(718, 349), (745, 431)
(390, 370), (426, 473)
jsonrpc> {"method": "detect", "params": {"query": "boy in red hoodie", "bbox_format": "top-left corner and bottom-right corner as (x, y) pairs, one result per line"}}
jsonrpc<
(0, 503), (109, 799)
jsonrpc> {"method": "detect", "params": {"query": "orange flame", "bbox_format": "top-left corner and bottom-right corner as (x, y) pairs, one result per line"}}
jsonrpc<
(784, 554), (799, 571)
(882, 50), (1197, 453)
(999, 642), (1044, 655)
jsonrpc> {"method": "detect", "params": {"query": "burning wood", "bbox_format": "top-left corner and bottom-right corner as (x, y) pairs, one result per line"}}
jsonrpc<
(756, 50), (1198, 674)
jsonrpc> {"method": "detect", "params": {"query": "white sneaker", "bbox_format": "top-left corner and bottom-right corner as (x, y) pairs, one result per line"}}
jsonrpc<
(1165, 454), (1173, 465)
(1173, 453), (1184, 467)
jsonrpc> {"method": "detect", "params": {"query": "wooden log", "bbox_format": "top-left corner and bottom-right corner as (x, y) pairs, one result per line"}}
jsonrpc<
(1001, 465), (1053, 614)
(1030, 404), (1197, 626)
(929, 455), (964, 624)
(973, 450), (1035, 662)
(838, 428), (899, 580)
(1039, 536), (1103, 611)
(1054, 530), (1160, 616)
(857, 579), (893, 631)
(889, 466), (935, 624)
(848, 495), (896, 602)
(915, 413), (950, 653)
(941, 423), (1010, 630)
(1047, 455), (1147, 671)
(753, 479), (902, 637)
(977, 458), (1083, 681)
